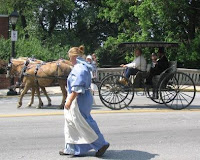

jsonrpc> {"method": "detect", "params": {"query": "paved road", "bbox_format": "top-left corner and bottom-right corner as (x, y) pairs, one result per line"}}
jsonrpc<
(0, 111), (200, 160)
(0, 93), (200, 160)
(0, 91), (200, 116)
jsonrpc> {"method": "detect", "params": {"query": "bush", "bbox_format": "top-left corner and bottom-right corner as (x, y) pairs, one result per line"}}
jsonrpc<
(0, 37), (70, 62)
(0, 38), (11, 60)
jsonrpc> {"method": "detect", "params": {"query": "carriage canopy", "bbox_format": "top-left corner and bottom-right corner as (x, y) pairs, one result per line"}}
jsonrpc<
(118, 41), (179, 48)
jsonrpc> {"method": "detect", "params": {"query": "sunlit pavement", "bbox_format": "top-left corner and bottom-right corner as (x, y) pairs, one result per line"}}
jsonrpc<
(0, 86), (199, 118)
(0, 87), (200, 160)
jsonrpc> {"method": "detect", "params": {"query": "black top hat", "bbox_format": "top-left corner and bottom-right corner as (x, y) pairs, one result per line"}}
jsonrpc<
(158, 47), (164, 53)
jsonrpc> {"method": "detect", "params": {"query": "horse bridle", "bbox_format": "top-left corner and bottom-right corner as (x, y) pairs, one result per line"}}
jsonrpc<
(6, 59), (30, 78)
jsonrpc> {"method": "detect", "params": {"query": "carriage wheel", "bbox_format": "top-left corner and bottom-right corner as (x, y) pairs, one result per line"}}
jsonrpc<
(98, 74), (134, 110)
(94, 74), (112, 91)
(159, 72), (196, 110)
(146, 85), (164, 104)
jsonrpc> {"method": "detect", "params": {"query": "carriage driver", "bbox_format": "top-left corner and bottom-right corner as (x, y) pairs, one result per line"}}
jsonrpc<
(119, 48), (147, 85)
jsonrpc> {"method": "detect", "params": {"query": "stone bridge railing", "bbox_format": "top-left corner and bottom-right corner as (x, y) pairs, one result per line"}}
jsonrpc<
(177, 68), (200, 85)
(96, 68), (200, 85)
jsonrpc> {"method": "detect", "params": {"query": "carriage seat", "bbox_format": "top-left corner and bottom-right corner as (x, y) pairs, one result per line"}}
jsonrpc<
(130, 61), (177, 88)
(152, 61), (177, 86)
(130, 71), (148, 88)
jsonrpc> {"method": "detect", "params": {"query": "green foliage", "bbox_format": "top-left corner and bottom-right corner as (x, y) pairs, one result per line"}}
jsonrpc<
(0, 0), (200, 68)
(97, 0), (200, 68)
(96, 34), (130, 67)
(0, 38), (11, 60)
(177, 33), (200, 68)
(0, 37), (69, 61)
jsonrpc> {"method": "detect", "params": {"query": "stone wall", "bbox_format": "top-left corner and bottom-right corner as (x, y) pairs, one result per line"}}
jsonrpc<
(0, 15), (9, 39)
(0, 74), (17, 89)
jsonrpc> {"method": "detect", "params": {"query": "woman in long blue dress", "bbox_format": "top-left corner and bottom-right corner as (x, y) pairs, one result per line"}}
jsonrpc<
(59, 45), (109, 157)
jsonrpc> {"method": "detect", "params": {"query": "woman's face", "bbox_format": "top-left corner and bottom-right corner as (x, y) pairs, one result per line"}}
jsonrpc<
(69, 55), (78, 66)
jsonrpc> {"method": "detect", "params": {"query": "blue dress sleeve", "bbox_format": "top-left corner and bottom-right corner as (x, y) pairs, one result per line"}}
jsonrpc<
(71, 86), (85, 94)
(70, 64), (91, 94)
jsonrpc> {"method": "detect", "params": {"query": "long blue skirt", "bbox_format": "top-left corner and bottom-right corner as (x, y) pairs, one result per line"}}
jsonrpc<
(64, 91), (108, 155)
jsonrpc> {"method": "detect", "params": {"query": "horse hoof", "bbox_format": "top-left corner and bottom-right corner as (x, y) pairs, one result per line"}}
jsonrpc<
(36, 106), (41, 109)
(17, 103), (22, 108)
(48, 103), (52, 106)
(59, 105), (64, 109)
(26, 103), (32, 107)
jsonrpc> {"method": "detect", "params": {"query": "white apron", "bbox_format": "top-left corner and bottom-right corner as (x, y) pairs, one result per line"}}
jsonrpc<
(64, 96), (98, 144)
(91, 83), (98, 92)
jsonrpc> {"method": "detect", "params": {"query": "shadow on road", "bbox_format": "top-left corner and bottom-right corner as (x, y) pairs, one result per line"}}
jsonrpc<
(128, 104), (167, 109)
(128, 104), (200, 110)
(69, 150), (158, 160)
(35, 104), (104, 110)
(39, 105), (62, 110)
(102, 150), (159, 160)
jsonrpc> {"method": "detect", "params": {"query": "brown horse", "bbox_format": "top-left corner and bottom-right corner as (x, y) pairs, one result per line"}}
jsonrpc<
(17, 59), (72, 109)
(6, 58), (52, 108)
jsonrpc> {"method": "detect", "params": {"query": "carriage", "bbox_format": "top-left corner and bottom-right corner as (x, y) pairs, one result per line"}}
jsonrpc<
(98, 42), (196, 110)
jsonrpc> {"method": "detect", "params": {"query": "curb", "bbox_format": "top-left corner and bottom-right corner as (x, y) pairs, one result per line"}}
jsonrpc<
(1, 108), (200, 118)
(0, 92), (63, 98)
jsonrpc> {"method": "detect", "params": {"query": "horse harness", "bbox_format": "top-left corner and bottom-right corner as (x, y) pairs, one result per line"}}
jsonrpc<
(8, 59), (69, 88)
(18, 59), (30, 84)
(31, 61), (68, 86)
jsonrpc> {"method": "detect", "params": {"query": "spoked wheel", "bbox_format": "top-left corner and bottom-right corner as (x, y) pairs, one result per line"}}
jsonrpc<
(159, 72), (196, 110)
(98, 74), (134, 110)
(146, 85), (164, 104)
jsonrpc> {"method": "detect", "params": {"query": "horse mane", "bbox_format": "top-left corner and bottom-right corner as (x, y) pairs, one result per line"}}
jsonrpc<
(58, 59), (72, 66)
(17, 57), (28, 60)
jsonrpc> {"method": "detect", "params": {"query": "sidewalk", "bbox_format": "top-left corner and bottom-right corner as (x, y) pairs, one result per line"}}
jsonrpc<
(1, 85), (200, 97)
(0, 86), (199, 118)
(0, 86), (63, 97)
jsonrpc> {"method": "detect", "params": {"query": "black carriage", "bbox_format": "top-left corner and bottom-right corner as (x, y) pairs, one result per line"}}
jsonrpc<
(98, 42), (196, 110)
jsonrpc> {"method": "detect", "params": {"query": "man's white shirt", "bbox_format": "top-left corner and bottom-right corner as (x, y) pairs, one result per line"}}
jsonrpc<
(126, 55), (147, 71)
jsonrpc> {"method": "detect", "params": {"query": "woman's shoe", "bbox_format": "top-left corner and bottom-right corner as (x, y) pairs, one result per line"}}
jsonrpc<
(95, 143), (110, 157)
(59, 151), (70, 156)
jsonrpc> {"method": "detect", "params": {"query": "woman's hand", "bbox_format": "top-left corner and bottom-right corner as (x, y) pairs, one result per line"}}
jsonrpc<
(64, 92), (78, 110)
(65, 100), (72, 110)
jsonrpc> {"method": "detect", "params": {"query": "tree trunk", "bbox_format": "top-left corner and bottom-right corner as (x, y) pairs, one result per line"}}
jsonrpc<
(19, 11), (29, 39)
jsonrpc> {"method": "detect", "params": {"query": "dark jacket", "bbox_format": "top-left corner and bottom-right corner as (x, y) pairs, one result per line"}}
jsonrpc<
(154, 55), (169, 74)
(146, 55), (169, 84)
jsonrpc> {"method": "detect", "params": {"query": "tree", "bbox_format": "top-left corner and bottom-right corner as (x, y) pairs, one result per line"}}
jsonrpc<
(0, 0), (200, 68)
(97, 0), (200, 68)
(133, 0), (200, 67)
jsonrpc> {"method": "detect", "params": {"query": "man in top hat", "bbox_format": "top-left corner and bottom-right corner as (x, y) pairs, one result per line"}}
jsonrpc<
(145, 47), (169, 85)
